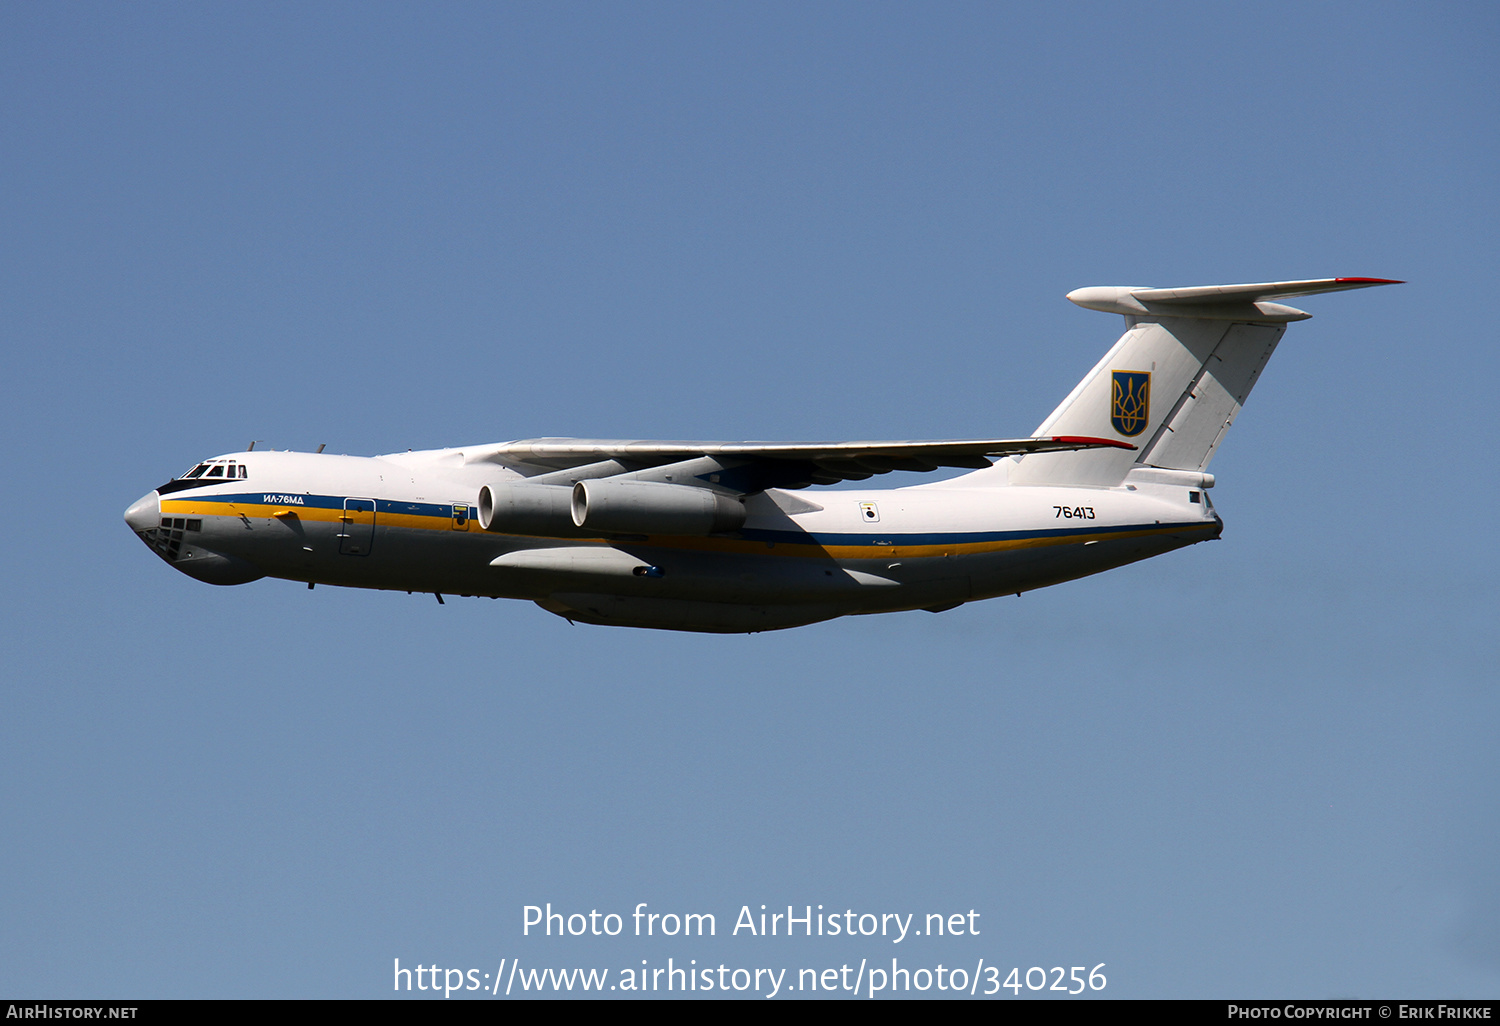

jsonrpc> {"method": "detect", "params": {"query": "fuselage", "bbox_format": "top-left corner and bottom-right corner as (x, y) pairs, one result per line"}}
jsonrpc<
(125, 446), (1221, 632)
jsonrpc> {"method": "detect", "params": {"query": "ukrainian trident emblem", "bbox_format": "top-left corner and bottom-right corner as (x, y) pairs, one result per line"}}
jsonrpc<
(1110, 370), (1150, 437)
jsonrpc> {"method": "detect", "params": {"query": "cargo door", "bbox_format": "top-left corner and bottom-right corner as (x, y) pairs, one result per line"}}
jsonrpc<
(338, 498), (376, 555)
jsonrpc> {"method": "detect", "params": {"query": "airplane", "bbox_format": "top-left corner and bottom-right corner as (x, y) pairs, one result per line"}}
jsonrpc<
(124, 277), (1399, 633)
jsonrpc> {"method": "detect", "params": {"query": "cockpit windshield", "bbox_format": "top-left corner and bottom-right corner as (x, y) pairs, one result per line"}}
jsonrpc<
(177, 461), (247, 481)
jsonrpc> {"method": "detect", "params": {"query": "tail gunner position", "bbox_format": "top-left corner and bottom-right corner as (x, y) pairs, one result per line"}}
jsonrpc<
(125, 277), (1399, 633)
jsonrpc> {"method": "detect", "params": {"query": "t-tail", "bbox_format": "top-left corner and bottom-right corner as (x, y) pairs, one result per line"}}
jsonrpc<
(1008, 277), (1401, 487)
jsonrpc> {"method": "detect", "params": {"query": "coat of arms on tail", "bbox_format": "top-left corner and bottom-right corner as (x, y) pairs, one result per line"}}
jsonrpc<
(1110, 370), (1150, 437)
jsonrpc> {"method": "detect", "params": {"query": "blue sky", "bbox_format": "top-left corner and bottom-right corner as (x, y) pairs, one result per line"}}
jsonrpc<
(2, 1), (1496, 998)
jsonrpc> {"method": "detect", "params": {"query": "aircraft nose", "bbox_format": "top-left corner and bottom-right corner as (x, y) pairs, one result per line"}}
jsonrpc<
(124, 491), (160, 533)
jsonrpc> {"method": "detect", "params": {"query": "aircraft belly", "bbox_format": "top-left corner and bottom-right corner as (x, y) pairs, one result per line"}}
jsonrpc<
(300, 526), (520, 595)
(489, 545), (884, 605)
(536, 594), (854, 633)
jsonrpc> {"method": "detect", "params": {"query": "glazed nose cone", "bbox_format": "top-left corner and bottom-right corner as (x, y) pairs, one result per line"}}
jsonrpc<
(124, 491), (160, 533)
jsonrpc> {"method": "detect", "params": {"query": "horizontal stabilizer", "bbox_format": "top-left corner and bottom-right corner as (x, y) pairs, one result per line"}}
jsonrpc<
(1067, 277), (1402, 322)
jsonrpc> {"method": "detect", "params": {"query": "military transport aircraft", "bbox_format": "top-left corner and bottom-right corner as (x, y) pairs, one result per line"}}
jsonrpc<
(125, 277), (1398, 632)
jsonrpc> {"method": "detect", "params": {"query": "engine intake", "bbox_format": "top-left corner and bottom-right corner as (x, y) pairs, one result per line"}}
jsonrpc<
(571, 480), (745, 536)
(476, 483), (574, 535)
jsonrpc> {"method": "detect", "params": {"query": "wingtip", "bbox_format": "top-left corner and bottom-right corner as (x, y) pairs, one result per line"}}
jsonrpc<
(1334, 277), (1404, 285)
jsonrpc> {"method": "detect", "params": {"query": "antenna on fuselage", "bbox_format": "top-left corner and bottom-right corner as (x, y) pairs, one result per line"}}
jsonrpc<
(316, 443), (326, 453)
(247, 440), (259, 451)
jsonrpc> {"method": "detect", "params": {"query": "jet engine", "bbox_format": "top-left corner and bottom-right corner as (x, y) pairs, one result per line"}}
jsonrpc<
(476, 483), (574, 535)
(570, 479), (745, 536)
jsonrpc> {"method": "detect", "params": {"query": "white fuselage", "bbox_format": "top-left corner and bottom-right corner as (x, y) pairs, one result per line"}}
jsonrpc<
(127, 446), (1220, 632)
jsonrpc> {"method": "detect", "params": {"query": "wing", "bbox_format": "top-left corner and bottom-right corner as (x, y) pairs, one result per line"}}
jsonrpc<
(464, 435), (1134, 487)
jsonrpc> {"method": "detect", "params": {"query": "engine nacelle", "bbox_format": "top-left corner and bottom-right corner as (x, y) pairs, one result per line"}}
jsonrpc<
(476, 483), (574, 535)
(571, 480), (745, 536)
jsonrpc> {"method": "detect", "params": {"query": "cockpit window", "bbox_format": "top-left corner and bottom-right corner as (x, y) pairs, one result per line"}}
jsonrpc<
(172, 460), (248, 484)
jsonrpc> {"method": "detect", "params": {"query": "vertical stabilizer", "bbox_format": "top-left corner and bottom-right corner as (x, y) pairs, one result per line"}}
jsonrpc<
(1008, 278), (1399, 487)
